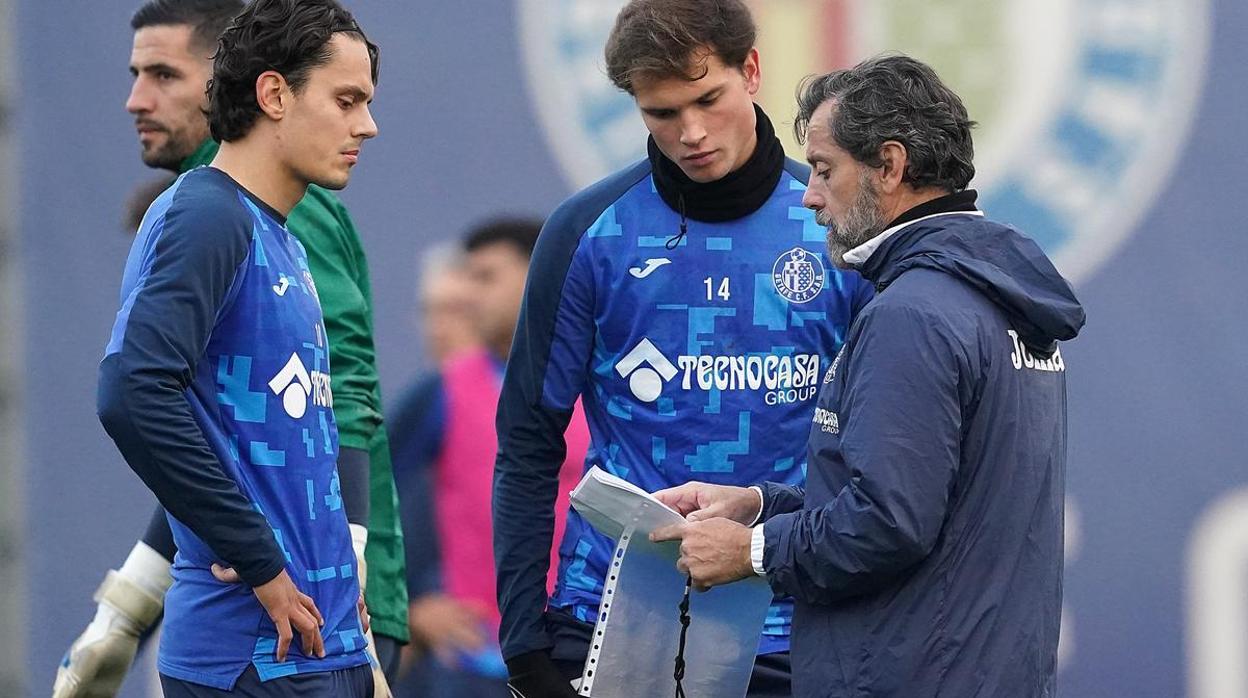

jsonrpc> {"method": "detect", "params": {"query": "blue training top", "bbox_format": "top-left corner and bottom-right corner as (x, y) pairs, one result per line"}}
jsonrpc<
(492, 153), (874, 661)
(98, 167), (369, 689)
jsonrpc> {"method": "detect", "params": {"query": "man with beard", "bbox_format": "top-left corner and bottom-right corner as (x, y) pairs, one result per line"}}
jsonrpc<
(54, 1), (406, 695)
(652, 55), (1086, 697)
(491, 1), (873, 696)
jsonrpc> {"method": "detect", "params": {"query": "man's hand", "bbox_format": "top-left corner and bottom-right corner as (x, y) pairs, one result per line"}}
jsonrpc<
(358, 594), (371, 635)
(252, 569), (325, 662)
(217, 556), (388, 696)
(505, 649), (579, 698)
(650, 518), (755, 591)
(653, 481), (763, 524)
(210, 563), (242, 583)
(407, 593), (488, 665)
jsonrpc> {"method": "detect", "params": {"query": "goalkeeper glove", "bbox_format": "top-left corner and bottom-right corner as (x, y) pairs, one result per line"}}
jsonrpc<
(53, 569), (164, 698)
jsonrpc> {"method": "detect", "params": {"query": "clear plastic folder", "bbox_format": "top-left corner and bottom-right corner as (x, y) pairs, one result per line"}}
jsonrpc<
(569, 467), (774, 698)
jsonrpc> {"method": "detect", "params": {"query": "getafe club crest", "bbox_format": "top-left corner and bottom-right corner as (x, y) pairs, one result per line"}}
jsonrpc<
(518, 0), (1210, 283)
(773, 247), (824, 304)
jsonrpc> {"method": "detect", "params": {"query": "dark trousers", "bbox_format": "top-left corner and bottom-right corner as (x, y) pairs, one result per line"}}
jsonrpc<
(160, 664), (372, 697)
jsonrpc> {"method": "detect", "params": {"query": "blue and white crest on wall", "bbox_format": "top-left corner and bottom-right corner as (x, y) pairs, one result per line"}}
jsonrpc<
(518, 0), (1211, 284)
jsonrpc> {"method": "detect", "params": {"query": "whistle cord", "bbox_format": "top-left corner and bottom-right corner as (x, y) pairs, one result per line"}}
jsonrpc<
(674, 574), (692, 698)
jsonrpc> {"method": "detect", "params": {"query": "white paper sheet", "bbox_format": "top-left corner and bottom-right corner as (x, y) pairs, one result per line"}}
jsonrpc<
(569, 467), (774, 698)
(569, 465), (685, 538)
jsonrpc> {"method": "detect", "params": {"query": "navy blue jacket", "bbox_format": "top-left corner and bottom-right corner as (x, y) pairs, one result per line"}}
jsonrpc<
(760, 201), (1085, 697)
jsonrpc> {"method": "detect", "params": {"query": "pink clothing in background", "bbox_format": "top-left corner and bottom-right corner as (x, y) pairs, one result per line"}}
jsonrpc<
(434, 348), (589, 627)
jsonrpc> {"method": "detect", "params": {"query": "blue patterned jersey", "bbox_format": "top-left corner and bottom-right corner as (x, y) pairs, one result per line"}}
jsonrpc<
(493, 157), (874, 660)
(98, 167), (368, 689)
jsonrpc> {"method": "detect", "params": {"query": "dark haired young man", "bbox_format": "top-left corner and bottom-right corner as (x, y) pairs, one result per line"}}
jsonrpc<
(54, 1), (408, 696)
(90, 0), (381, 695)
(491, 1), (872, 696)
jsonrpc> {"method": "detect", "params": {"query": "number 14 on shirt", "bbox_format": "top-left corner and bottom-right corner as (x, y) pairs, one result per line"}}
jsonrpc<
(704, 276), (730, 301)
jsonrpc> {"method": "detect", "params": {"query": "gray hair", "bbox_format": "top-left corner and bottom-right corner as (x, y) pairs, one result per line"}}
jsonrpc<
(417, 242), (465, 303)
(794, 54), (976, 192)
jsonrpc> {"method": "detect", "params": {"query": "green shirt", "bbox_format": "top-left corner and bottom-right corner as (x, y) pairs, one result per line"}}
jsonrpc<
(181, 141), (409, 642)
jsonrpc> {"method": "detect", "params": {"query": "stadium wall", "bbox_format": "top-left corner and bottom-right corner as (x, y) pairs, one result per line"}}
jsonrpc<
(0, 0), (24, 693)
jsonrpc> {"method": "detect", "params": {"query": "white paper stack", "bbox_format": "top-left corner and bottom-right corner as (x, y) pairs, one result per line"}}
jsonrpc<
(567, 466), (773, 698)
(568, 465), (684, 539)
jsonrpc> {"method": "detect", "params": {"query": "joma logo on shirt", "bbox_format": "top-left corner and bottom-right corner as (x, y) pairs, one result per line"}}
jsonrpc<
(1007, 330), (1066, 373)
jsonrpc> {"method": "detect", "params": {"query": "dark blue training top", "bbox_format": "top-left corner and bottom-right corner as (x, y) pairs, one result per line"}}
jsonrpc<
(98, 167), (369, 689)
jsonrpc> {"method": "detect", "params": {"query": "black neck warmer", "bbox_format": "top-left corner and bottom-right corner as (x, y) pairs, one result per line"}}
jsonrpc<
(647, 104), (786, 248)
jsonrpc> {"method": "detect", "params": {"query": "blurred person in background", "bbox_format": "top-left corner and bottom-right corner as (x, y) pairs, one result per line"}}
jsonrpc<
(411, 243), (480, 365)
(54, 1), (407, 695)
(386, 243), (478, 697)
(491, 1), (873, 696)
(388, 220), (589, 698)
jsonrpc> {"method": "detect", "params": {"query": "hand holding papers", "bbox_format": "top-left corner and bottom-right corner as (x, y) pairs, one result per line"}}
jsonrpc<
(650, 517), (756, 592)
(569, 467), (773, 698)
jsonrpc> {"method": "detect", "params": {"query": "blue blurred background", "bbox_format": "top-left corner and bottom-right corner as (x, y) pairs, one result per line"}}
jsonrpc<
(3, 0), (1246, 696)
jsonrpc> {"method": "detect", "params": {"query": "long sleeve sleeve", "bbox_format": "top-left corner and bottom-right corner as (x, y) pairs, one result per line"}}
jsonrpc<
(492, 201), (599, 660)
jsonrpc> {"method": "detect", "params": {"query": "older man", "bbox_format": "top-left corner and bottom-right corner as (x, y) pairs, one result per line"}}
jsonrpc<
(654, 55), (1086, 697)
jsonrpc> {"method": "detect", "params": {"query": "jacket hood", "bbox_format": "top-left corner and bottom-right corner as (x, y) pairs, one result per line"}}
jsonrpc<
(860, 213), (1086, 353)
